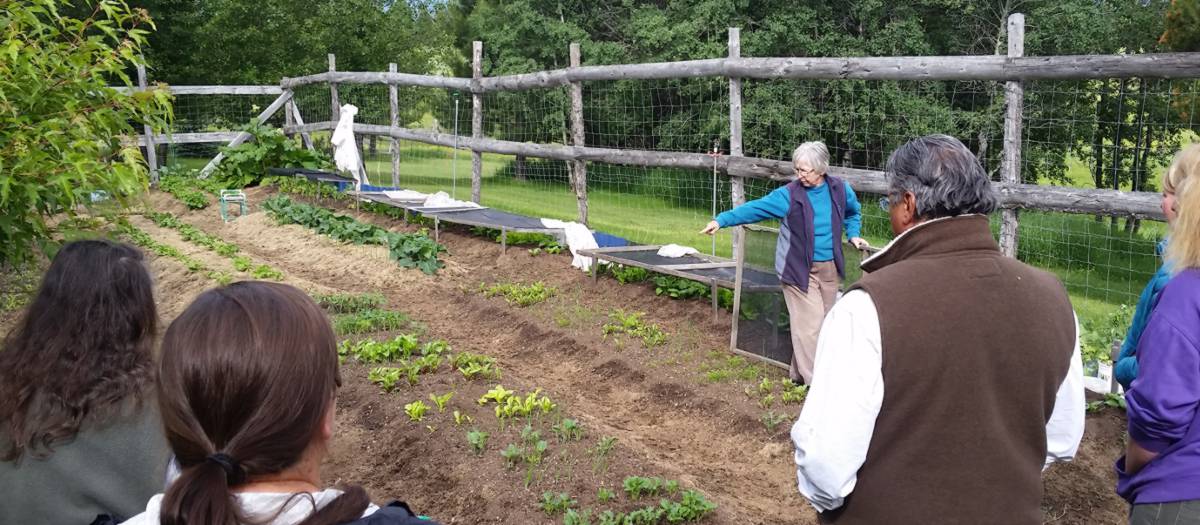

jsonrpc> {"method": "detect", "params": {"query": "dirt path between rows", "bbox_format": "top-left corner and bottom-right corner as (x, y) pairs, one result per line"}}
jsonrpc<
(138, 189), (1129, 524)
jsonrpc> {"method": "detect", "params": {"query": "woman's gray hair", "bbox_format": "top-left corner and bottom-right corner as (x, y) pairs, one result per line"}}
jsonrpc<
(885, 134), (997, 219)
(792, 141), (830, 174)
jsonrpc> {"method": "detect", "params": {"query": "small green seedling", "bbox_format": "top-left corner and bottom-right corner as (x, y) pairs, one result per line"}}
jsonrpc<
(552, 418), (585, 442)
(539, 492), (576, 515)
(404, 400), (429, 422)
(429, 392), (454, 412)
(453, 410), (472, 426)
(562, 509), (591, 525)
(596, 487), (615, 503)
(591, 436), (618, 473)
(761, 411), (789, 433)
(500, 443), (523, 469)
(467, 430), (489, 456)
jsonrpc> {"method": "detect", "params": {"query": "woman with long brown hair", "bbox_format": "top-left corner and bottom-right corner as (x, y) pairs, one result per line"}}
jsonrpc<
(0, 239), (169, 523)
(124, 281), (437, 525)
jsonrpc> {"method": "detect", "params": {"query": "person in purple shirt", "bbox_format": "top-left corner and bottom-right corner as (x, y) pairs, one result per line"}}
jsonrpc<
(1117, 144), (1200, 524)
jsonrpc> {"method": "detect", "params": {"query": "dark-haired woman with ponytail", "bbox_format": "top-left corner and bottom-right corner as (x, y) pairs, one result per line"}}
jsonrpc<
(0, 240), (169, 524)
(123, 281), (437, 525)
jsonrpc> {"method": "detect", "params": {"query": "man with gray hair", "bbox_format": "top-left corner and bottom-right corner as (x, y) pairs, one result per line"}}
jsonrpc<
(790, 135), (1085, 524)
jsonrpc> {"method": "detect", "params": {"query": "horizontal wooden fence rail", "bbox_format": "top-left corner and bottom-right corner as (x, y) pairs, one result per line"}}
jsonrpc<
(126, 131), (242, 146)
(280, 53), (1200, 93)
(284, 121), (1165, 220)
(113, 85), (283, 95)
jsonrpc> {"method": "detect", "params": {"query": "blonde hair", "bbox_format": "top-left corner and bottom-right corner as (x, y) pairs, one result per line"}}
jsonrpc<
(1165, 144), (1200, 271)
(792, 141), (830, 174)
(1163, 144), (1200, 194)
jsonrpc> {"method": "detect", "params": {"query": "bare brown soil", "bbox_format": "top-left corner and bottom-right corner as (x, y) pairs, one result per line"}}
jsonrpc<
(57, 189), (1129, 524)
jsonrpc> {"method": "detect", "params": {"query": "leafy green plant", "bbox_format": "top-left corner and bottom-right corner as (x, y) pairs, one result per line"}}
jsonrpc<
(312, 292), (387, 314)
(467, 430), (489, 456)
(453, 410), (472, 426)
(602, 309), (668, 347)
(251, 264), (284, 280)
(597, 510), (624, 525)
(780, 383), (809, 405)
(214, 119), (332, 189)
(481, 281), (556, 307)
(661, 490), (718, 522)
(368, 367), (402, 393)
(606, 264), (650, 284)
(338, 335), (420, 363)
(596, 487), (615, 504)
(262, 195), (445, 274)
(552, 418), (585, 442)
(1, 0), (172, 264)
(158, 174), (211, 209)
(623, 476), (667, 500)
(761, 411), (789, 433)
(453, 353), (502, 380)
(540, 492), (576, 515)
(1081, 304), (1133, 368)
(500, 443), (523, 469)
(404, 400), (429, 422)
(758, 377), (774, 395)
(1087, 392), (1128, 412)
(561, 509), (591, 525)
(429, 392), (454, 412)
(113, 220), (228, 285)
(478, 385), (515, 406)
(653, 275), (710, 300)
(758, 394), (776, 409)
(332, 309), (411, 335)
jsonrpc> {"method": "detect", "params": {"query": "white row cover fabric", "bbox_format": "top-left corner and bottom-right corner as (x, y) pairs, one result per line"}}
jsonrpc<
(423, 191), (481, 209)
(330, 104), (362, 190)
(541, 219), (598, 272)
(657, 244), (700, 258)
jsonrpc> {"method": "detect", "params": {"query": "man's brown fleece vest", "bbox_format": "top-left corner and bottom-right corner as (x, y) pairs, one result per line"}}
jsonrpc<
(823, 215), (1075, 525)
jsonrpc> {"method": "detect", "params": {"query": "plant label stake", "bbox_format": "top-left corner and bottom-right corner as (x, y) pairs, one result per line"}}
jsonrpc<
(708, 140), (722, 256)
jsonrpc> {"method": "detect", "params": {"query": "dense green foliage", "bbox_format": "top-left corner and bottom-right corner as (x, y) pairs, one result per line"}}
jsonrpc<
(261, 195), (446, 274)
(1, 0), (172, 263)
(214, 120), (332, 189)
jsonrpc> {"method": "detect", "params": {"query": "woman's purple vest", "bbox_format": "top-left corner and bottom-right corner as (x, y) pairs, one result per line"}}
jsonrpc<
(776, 175), (847, 291)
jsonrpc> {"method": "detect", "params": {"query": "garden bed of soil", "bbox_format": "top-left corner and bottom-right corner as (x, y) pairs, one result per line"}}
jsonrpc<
(0, 187), (1129, 524)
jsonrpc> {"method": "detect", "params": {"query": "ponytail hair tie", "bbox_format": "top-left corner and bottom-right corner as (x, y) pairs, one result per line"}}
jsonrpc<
(205, 453), (246, 485)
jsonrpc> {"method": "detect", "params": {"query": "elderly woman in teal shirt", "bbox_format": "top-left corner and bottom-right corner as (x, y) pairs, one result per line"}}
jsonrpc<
(701, 141), (866, 384)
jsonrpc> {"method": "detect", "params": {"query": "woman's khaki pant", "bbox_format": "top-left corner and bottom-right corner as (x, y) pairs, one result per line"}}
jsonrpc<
(782, 261), (840, 383)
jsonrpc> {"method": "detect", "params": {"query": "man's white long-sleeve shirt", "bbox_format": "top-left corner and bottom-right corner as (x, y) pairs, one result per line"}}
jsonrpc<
(790, 290), (1087, 513)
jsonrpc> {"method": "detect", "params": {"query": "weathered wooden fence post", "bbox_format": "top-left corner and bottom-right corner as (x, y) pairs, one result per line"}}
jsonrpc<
(728, 28), (745, 210)
(137, 63), (158, 185)
(999, 13), (1025, 258)
(329, 54), (340, 123)
(728, 28), (745, 351)
(569, 43), (589, 225)
(471, 41), (484, 204)
(389, 62), (401, 188)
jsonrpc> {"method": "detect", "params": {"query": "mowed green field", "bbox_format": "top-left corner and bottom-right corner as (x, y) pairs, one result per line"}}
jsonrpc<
(171, 139), (1179, 326)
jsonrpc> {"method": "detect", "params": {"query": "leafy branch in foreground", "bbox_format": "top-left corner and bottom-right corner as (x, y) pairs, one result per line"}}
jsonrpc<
(2, 0), (172, 264)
